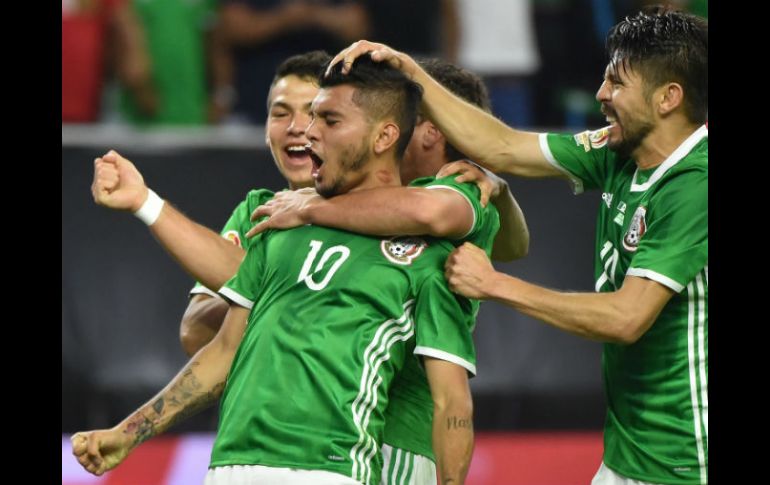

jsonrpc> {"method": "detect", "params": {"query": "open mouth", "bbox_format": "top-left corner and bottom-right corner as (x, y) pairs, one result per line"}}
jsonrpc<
(307, 145), (324, 178)
(284, 144), (312, 166)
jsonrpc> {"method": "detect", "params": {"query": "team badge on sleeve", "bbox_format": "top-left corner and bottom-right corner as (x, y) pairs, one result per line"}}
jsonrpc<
(223, 230), (242, 248)
(381, 237), (428, 265)
(574, 127), (610, 152)
(622, 206), (647, 251)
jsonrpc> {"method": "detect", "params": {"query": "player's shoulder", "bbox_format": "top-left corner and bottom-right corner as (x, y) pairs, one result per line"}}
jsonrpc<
(233, 188), (277, 213)
(245, 188), (277, 204)
(659, 141), (708, 191)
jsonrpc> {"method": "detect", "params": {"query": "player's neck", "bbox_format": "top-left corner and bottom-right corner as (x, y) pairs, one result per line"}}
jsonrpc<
(351, 156), (402, 192)
(633, 120), (702, 170)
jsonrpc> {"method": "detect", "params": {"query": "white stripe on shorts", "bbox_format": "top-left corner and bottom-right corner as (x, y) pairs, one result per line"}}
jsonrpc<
(380, 444), (437, 485)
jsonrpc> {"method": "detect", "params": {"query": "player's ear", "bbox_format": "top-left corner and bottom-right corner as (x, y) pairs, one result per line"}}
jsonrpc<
(373, 121), (400, 155)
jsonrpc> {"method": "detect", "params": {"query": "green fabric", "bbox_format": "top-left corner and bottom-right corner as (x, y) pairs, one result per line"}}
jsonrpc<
(213, 219), (475, 485)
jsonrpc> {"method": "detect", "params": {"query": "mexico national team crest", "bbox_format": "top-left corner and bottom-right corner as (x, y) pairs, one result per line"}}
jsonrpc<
(622, 206), (647, 252)
(381, 237), (428, 265)
(223, 230), (242, 248)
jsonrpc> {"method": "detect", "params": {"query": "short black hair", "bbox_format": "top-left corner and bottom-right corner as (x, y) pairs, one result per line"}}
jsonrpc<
(419, 58), (492, 161)
(267, 51), (331, 109)
(607, 6), (708, 123)
(321, 54), (423, 160)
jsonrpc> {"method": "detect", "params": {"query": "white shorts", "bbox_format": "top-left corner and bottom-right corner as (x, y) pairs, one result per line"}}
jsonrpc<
(380, 444), (437, 485)
(205, 464), (361, 485)
(591, 462), (664, 485)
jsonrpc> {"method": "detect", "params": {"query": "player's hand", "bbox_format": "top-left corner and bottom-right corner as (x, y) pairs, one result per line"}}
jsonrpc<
(91, 150), (149, 212)
(326, 40), (412, 77)
(445, 242), (498, 300)
(71, 428), (133, 476)
(246, 187), (320, 238)
(437, 160), (504, 208)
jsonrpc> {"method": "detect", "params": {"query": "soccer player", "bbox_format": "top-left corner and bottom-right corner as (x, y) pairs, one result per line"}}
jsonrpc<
(330, 7), (708, 485)
(73, 55), (476, 485)
(245, 58), (525, 485)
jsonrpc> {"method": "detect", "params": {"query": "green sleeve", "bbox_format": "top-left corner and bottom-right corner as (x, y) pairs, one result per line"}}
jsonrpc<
(218, 232), (268, 309)
(190, 189), (275, 296)
(413, 272), (477, 376)
(411, 174), (500, 253)
(541, 128), (616, 193)
(627, 169), (708, 292)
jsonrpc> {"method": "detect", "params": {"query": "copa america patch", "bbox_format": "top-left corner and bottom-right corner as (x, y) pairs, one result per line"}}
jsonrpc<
(381, 237), (428, 265)
(622, 206), (647, 252)
(589, 127), (610, 149)
(223, 230), (242, 248)
(573, 127), (610, 152)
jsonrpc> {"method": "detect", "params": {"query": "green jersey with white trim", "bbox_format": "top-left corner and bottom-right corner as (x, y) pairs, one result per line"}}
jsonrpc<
(213, 216), (475, 485)
(541, 126), (708, 484)
(190, 189), (274, 298)
(381, 175), (500, 462)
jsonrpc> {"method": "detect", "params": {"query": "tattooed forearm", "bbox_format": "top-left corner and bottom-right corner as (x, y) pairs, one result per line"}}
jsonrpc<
(123, 413), (156, 447)
(166, 363), (204, 408)
(160, 362), (225, 427)
(446, 416), (473, 430)
(152, 397), (164, 414)
(122, 361), (227, 447)
(166, 379), (226, 429)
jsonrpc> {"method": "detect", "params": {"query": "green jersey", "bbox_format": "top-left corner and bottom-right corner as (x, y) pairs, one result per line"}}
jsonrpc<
(190, 189), (275, 298)
(213, 209), (476, 485)
(381, 175), (500, 461)
(541, 126), (708, 484)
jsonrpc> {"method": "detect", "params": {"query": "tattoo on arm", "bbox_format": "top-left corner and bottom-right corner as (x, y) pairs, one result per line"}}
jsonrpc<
(123, 414), (156, 446)
(123, 361), (227, 447)
(152, 397), (164, 414)
(446, 416), (473, 430)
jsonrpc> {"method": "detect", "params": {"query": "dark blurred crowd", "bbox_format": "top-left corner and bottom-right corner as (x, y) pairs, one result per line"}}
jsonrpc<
(62, 0), (706, 130)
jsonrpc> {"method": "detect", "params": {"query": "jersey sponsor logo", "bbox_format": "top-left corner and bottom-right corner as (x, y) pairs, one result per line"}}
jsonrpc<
(613, 212), (625, 226)
(622, 206), (647, 251)
(617, 201), (627, 213)
(222, 230), (242, 248)
(381, 237), (428, 265)
(573, 127), (610, 152)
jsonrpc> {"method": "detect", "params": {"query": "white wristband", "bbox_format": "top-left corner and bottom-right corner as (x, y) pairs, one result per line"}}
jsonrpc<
(133, 189), (165, 226)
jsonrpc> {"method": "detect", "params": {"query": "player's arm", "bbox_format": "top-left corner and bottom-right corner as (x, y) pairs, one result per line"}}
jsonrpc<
(328, 41), (565, 179)
(92, 150), (245, 290)
(179, 294), (231, 356)
(488, 179), (529, 261)
(445, 243), (675, 344)
(424, 357), (474, 485)
(71, 305), (249, 476)
(248, 185), (474, 239)
(438, 160), (529, 261)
